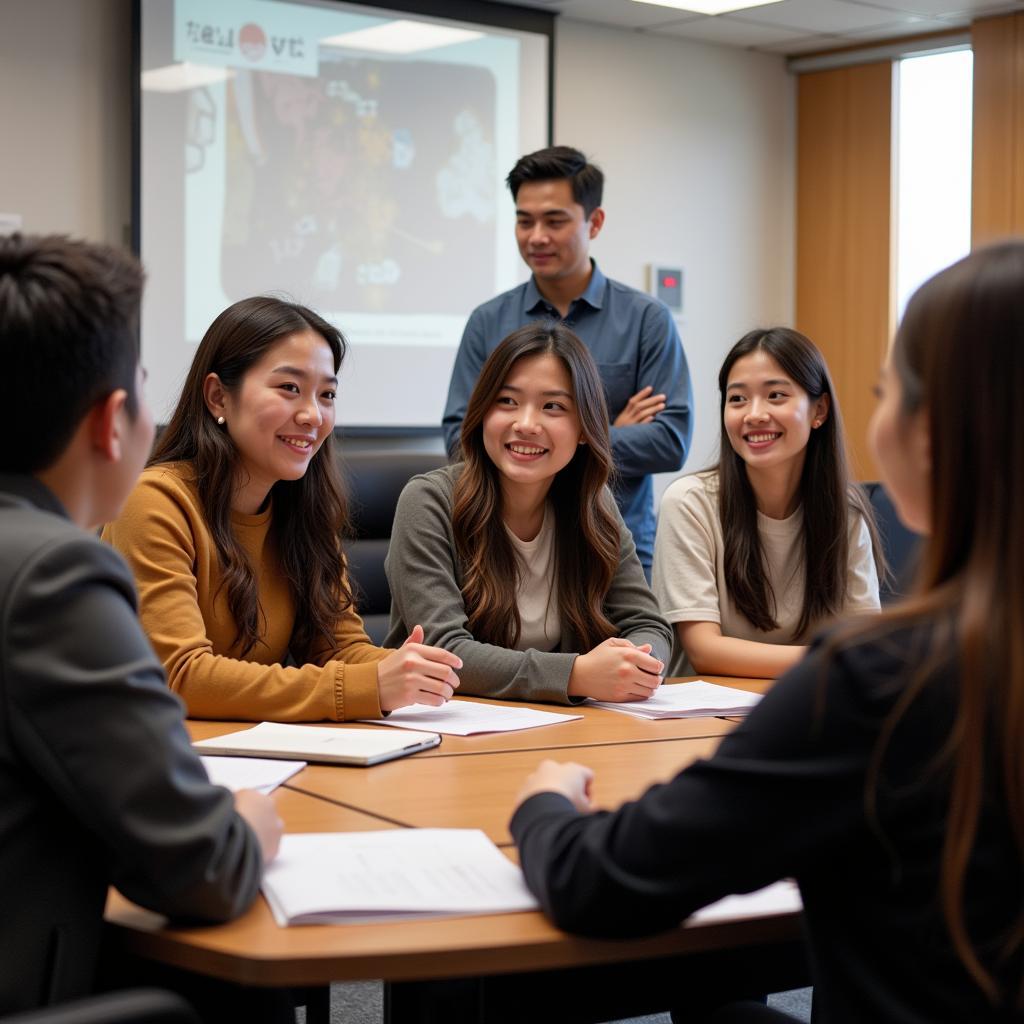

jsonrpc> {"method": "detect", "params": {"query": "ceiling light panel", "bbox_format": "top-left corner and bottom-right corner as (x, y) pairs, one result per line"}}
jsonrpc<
(322, 20), (483, 54)
(631, 0), (785, 14)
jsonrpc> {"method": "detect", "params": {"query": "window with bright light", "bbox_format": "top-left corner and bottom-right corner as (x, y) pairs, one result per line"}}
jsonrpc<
(895, 49), (973, 319)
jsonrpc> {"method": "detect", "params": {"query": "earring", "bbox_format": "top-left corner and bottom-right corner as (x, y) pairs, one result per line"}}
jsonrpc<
(216, 416), (226, 426)
(812, 419), (821, 428)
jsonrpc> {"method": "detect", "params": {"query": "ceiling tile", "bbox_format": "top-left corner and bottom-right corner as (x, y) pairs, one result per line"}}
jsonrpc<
(656, 14), (815, 45)
(483, 0), (696, 29)
(841, 14), (958, 35)
(483, 0), (1024, 48)
(755, 31), (852, 51)
(841, 0), (1024, 16)
(728, 0), (917, 30)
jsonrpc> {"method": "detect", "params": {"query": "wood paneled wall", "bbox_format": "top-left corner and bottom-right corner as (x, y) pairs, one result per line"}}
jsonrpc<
(972, 13), (1024, 245)
(796, 62), (893, 481)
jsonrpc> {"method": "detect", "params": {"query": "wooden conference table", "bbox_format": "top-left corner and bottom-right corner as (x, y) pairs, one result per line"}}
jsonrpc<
(106, 676), (809, 1022)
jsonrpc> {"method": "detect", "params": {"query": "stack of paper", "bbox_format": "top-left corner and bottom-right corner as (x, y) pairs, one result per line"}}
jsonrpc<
(361, 700), (582, 736)
(588, 681), (762, 720)
(261, 829), (538, 925)
(200, 755), (306, 794)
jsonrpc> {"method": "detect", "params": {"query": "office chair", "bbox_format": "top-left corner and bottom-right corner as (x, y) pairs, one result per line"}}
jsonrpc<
(863, 481), (921, 603)
(340, 448), (447, 645)
(0, 989), (198, 1024)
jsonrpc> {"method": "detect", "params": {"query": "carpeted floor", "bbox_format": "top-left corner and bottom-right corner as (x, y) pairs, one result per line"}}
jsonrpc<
(295, 982), (813, 1023)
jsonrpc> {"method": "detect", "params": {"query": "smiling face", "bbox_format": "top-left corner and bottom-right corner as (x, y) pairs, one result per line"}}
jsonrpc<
(206, 328), (338, 512)
(482, 351), (583, 500)
(514, 179), (603, 288)
(723, 348), (828, 480)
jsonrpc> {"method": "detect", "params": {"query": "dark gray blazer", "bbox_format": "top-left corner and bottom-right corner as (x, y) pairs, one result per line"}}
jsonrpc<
(0, 475), (261, 1013)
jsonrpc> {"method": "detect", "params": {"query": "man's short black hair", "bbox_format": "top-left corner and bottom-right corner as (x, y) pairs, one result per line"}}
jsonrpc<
(506, 146), (604, 216)
(0, 234), (144, 473)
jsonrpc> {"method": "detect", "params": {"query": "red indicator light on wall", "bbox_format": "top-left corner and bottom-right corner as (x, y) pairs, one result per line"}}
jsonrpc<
(648, 265), (684, 313)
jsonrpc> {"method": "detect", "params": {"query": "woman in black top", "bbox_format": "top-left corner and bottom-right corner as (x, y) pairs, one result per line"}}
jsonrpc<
(510, 242), (1024, 1023)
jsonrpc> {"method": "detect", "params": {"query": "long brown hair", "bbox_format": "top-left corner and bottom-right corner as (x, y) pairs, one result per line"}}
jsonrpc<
(852, 243), (1024, 1004)
(717, 327), (883, 637)
(453, 322), (620, 650)
(150, 296), (353, 660)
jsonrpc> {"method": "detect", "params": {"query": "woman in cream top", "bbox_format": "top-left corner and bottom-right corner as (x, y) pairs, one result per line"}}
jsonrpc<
(653, 327), (882, 677)
(655, 469), (879, 675)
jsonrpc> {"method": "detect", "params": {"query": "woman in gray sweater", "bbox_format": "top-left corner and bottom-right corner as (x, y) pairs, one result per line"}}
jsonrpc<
(384, 323), (671, 705)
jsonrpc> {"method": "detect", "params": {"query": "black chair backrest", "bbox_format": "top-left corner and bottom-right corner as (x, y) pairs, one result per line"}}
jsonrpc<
(0, 989), (199, 1024)
(340, 449), (447, 645)
(862, 481), (921, 604)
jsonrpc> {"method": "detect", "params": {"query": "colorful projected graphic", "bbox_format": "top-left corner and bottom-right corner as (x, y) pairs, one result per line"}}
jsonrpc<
(213, 57), (496, 314)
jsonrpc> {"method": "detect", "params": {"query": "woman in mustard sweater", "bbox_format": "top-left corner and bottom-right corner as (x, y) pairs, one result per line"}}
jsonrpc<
(103, 296), (460, 721)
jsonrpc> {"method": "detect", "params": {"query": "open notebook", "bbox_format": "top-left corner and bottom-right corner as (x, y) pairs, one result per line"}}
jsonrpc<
(193, 722), (440, 766)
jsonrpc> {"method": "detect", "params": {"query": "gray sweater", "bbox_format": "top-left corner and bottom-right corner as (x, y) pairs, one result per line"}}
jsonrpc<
(384, 465), (672, 704)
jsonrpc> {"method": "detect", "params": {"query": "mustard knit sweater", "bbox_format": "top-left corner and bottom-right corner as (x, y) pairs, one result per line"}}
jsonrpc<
(102, 463), (388, 721)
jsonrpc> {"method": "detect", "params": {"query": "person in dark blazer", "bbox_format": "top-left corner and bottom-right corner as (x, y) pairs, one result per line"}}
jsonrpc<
(510, 243), (1024, 1022)
(0, 234), (282, 1014)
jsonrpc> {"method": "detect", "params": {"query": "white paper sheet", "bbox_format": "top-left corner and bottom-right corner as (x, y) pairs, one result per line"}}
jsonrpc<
(588, 681), (762, 720)
(200, 755), (306, 794)
(689, 880), (802, 926)
(361, 700), (582, 736)
(261, 829), (539, 925)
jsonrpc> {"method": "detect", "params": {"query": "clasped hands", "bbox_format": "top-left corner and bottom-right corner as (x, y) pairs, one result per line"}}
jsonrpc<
(567, 636), (664, 702)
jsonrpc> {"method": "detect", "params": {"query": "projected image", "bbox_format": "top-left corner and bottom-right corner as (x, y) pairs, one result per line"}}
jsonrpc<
(141, 0), (549, 425)
(214, 57), (497, 313)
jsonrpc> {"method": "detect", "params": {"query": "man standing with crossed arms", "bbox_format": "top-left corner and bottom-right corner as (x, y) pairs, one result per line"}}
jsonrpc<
(443, 146), (692, 577)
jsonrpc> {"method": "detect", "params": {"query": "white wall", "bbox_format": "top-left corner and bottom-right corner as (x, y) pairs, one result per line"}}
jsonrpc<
(554, 19), (796, 492)
(0, 0), (132, 245)
(0, 2), (795, 475)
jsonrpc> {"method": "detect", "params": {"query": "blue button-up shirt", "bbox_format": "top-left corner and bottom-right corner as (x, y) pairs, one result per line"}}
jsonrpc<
(442, 262), (693, 572)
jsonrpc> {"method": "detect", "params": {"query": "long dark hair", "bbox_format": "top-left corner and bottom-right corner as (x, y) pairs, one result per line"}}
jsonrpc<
(851, 243), (1024, 1004)
(150, 296), (353, 660)
(718, 327), (882, 637)
(453, 322), (619, 650)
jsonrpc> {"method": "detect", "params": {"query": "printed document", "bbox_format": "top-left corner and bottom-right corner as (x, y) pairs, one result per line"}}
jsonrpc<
(361, 700), (582, 736)
(200, 755), (306, 794)
(261, 829), (538, 925)
(589, 681), (762, 719)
